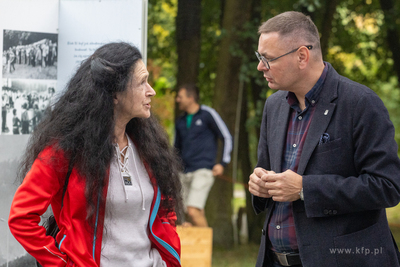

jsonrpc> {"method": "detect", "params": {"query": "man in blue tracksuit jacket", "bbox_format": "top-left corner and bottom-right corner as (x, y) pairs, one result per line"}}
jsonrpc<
(175, 84), (232, 227)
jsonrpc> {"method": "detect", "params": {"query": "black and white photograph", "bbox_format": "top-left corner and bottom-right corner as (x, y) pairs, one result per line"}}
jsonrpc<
(0, 0), (148, 266)
(2, 79), (56, 135)
(2, 30), (58, 80)
(0, 1), (61, 266)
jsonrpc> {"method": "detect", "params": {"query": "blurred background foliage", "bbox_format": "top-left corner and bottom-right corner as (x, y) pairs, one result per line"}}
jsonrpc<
(146, 0), (400, 254)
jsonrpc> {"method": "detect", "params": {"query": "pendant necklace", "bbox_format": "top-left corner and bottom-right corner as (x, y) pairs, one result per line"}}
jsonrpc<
(118, 145), (132, 186)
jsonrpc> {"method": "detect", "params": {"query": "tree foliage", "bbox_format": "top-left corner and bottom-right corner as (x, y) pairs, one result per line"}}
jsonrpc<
(147, 0), (400, 246)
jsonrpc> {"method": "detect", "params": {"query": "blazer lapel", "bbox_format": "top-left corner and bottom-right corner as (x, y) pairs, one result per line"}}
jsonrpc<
(297, 102), (336, 175)
(297, 66), (339, 175)
(270, 97), (290, 172)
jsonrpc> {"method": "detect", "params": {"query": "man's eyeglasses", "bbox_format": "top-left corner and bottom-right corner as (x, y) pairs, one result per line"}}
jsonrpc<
(255, 45), (313, 70)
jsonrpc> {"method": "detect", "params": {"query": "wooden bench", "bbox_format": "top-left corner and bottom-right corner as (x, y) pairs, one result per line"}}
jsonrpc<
(176, 226), (213, 267)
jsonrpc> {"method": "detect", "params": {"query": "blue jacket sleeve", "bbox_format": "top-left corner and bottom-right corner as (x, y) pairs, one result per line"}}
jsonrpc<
(205, 107), (232, 166)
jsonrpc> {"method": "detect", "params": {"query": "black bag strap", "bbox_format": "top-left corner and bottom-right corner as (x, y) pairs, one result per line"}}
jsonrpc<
(60, 158), (74, 208)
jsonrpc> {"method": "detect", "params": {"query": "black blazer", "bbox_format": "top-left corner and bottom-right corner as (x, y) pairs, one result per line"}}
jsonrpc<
(253, 63), (400, 267)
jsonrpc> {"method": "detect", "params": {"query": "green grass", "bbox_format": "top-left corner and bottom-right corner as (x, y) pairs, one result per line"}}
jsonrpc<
(212, 243), (259, 267)
(212, 183), (256, 267)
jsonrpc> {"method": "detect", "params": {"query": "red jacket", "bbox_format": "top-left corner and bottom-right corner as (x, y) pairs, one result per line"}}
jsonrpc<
(8, 146), (181, 267)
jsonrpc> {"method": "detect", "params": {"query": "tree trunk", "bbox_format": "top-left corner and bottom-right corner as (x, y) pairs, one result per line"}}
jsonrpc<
(241, 0), (268, 244)
(379, 0), (400, 85)
(174, 0), (202, 222)
(320, 0), (339, 60)
(239, 83), (266, 244)
(176, 0), (202, 88)
(205, 0), (252, 249)
(175, 0), (202, 118)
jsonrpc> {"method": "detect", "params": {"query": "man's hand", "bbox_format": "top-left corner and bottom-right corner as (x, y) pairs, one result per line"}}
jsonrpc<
(262, 169), (303, 202)
(249, 167), (276, 198)
(212, 164), (224, 176)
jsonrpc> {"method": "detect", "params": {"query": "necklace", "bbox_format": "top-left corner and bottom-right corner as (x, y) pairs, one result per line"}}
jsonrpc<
(118, 145), (132, 186)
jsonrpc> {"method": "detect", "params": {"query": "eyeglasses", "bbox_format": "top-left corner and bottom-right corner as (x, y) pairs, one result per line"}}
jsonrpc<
(255, 45), (313, 69)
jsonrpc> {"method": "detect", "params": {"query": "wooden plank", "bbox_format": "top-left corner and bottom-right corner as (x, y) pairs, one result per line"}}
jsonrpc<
(177, 226), (213, 267)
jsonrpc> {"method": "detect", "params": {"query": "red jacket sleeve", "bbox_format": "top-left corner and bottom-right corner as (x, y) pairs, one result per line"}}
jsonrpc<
(8, 146), (69, 267)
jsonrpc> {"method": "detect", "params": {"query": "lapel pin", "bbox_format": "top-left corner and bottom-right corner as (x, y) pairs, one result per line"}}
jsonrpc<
(324, 110), (329, 115)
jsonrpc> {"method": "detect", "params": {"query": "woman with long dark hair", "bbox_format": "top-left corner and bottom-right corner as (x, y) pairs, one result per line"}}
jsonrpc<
(8, 42), (182, 267)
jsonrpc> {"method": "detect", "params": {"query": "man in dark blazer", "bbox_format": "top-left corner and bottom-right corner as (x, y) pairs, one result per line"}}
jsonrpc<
(249, 11), (400, 267)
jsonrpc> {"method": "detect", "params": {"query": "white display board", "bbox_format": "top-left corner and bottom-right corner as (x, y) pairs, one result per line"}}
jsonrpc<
(0, 0), (147, 265)
(57, 0), (146, 92)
